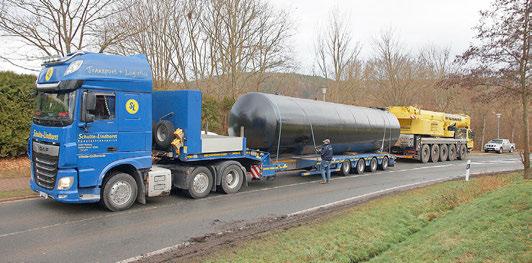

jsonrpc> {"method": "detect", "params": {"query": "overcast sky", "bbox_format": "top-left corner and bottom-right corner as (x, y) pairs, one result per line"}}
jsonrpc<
(0, 0), (490, 75)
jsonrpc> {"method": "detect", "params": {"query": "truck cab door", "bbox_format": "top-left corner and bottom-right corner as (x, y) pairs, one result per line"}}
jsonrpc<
(77, 90), (118, 187)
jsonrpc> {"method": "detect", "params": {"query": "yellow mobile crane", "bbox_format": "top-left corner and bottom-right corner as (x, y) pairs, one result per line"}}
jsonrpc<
(387, 106), (474, 163)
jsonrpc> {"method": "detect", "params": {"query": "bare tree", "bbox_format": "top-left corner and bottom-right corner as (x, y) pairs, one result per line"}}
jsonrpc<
(458, 0), (530, 178)
(112, 0), (177, 89)
(366, 29), (419, 106)
(0, 0), (132, 62)
(314, 7), (361, 102)
(202, 0), (292, 98)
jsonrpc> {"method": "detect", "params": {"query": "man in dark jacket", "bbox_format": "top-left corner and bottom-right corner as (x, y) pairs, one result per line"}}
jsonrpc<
(318, 138), (333, 184)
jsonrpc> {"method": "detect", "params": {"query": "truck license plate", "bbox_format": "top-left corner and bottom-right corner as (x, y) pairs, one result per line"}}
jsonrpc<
(39, 191), (49, 199)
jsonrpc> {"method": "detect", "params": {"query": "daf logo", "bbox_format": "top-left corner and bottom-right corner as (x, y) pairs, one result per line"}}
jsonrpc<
(38, 145), (49, 153)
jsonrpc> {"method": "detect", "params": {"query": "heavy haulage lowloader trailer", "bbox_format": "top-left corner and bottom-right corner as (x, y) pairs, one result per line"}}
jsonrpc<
(387, 106), (474, 163)
(29, 52), (397, 211)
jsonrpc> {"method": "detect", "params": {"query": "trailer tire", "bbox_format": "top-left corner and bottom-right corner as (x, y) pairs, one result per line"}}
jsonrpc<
(379, 156), (389, 170)
(187, 166), (213, 199)
(457, 144), (467, 160)
(366, 158), (378, 172)
(439, 144), (448, 162)
(101, 173), (138, 212)
(220, 162), (244, 194)
(340, 161), (351, 176)
(448, 144), (457, 161)
(430, 144), (440, 162)
(354, 159), (365, 174)
(420, 144), (430, 163)
(154, 120), (175, 150)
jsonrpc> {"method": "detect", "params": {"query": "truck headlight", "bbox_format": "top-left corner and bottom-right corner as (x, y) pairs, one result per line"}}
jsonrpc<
(57, 176), (74, 190)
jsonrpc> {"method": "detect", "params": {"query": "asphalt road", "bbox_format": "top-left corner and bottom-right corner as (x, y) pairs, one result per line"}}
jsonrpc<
(0, 153), (524, 263)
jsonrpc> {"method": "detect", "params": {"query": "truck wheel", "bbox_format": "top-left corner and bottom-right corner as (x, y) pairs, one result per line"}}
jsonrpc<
(498, 148), (503, 154)
(430, 144), (440, 162)
(379, 156), (389, 170)
(354, 159), (365, 174)
(340, 161), (351, 176)
(420, 144), (430, 163)
(366, 158), (378, 172)
(439, 144), (448, 162)
(220, 162), (244, 194)
(187, 166), (213, 199)
(101, 173), (138, 212)
(154, 120), (175, 150)
(448, 144), (457, 161)
(509, 147), (514, 153)
(457, 144), (467, 160)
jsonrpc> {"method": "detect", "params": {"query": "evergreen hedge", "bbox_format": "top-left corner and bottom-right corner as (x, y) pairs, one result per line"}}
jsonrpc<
(0, 71), (36, 157)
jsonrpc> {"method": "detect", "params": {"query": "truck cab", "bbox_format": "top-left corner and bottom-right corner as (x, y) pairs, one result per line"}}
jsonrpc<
(30, 52), (154, 210)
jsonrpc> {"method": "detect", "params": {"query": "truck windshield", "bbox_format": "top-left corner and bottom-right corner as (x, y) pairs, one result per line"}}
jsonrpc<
(33, 90), (76, 126)
(489, 139), (503, 143)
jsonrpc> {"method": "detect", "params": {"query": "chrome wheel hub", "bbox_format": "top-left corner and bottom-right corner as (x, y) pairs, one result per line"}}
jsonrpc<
(193, 173), (209, 193)
(110, 180), (132, 206)
(225, 171), (239, 188)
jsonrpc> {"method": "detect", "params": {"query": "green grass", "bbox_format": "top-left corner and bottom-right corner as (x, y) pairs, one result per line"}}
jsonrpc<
(0, 189), (35, 200)
(204, 172), (529, 263)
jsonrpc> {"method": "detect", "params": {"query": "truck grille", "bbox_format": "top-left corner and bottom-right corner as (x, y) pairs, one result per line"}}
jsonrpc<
(33, 147), (59, 190)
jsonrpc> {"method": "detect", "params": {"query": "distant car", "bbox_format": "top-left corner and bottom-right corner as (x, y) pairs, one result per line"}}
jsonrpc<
(483, 139), (515, 154)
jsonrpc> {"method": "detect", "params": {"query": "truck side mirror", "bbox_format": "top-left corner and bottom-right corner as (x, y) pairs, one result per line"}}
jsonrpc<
(81, 92), (96, 123)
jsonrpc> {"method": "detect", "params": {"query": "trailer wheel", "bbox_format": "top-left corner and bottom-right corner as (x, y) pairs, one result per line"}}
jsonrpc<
(340, 161), (351, 176)
(430, 144), (440, 162)
(439, 144), (448, 162)
(354, 159), (365, 174)
(379, 156), (389, 170)
(154, 120), (175, 149)
(101, 173), (138, 212)
(366, 158), (378, 172)
(448, 144), (457, 161)
(187, 166), (213, 199)
(457, 144), (467, 160)
(420, 144), (430, 163)
(220, 162), (244, 194)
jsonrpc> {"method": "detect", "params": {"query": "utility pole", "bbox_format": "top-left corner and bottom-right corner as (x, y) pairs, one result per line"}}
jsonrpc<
(496, 113), (502, 138)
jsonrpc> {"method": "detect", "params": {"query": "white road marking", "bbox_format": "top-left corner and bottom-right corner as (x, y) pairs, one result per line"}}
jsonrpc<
(287, 177), (455, 217)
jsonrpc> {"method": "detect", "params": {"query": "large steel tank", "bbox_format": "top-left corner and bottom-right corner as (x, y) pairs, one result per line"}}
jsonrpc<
(228, 92), (400, 156)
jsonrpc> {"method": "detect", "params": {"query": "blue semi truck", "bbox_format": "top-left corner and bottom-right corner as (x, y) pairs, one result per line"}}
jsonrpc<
(29, 52), (395, 211)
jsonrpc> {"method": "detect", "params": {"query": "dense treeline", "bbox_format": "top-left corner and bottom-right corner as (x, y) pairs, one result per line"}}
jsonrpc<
(0, 72), (35, 157)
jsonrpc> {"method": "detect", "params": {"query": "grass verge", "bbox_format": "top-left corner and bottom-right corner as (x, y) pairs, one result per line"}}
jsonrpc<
(204, 172), (529, 263)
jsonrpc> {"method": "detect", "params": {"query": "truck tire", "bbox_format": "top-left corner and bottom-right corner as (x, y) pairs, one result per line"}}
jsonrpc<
(448, 144), (457, 161)
(430, 144), (440, 162)
(219, 162), (244, 194)
(509, 147), (514, 153)
(457, 144), (467, 160)
(420, 144), (430, 163)
(379, 156), (389, 170)
(101, 173), (138, 212)
(354, 159), (365, 174)
(154, 120), (175, 149)
(366, 157), (378, 172)
(497, 148), (503, 154)
(340, 161), (351, 176)
(187, 166), (213, 199)
(439, 144), (448, 162)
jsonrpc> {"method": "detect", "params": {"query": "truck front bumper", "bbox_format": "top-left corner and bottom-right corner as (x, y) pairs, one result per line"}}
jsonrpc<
(30, 169), (100, 204)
